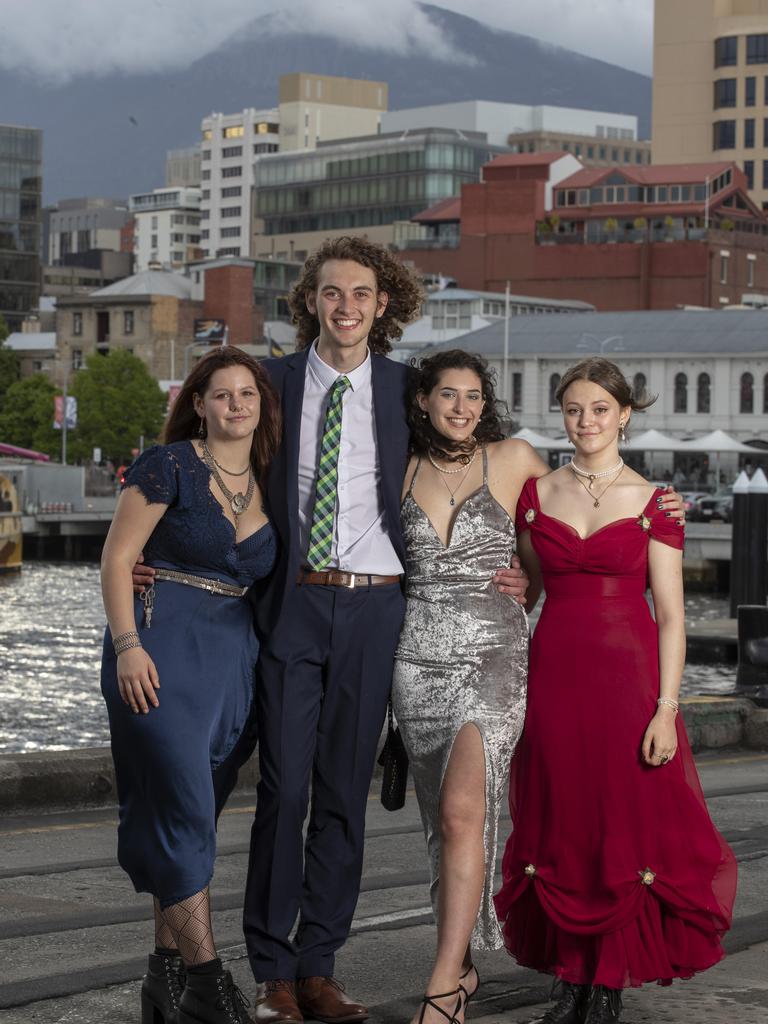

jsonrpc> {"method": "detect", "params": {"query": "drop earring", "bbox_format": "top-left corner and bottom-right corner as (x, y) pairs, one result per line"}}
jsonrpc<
(619, 421), (626, 443)
(198, 416), (206, 439)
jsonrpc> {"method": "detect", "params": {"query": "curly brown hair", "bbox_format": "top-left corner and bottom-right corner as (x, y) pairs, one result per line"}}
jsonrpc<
(408, 349), (505, 463)
(161, 347), (281, 487)
(288, 236), (424, 355)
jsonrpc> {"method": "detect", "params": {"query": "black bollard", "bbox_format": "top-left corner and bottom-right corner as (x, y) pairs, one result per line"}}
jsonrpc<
(746, 468), (768, 605)
(729, 471), (752, 618)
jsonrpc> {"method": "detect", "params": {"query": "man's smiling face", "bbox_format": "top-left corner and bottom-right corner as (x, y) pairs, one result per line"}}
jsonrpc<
(306, 259), (388, 358)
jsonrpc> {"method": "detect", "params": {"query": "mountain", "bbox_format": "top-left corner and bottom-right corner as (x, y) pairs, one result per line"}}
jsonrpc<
(0, 3), (651, 204)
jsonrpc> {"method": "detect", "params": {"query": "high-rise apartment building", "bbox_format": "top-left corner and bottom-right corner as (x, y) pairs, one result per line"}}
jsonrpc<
(129, 187), (203, 271)
(0, 124), (42, 330)
(166, 146), (202, 188)
(653, 0), (768, 207)
(200, 109), (280, 259)
(47, 197), (130, 265)
(279, 73), (387, 151)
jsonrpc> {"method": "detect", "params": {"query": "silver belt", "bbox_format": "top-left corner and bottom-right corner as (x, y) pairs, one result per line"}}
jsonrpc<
(140, 568), (248, 628)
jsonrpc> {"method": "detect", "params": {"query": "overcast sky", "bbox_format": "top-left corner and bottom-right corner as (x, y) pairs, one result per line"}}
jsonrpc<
(0, 0), (654, 82)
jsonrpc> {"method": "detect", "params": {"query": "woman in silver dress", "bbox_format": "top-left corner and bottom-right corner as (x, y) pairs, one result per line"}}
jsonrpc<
(391, 350), (549, 1024)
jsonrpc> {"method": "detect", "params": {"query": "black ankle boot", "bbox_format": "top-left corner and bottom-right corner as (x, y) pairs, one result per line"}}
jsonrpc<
(530, 982), (589, 1024)
(583, 986), (622, 1023)
(178, 966), (253, 1024)
(141, 952), (186, 1024)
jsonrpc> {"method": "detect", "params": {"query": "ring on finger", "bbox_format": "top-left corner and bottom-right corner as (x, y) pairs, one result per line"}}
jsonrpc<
(659, 754), (669, 764)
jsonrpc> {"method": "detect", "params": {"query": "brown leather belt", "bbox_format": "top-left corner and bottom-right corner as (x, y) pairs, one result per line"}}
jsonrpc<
(297, 570), (402, 589)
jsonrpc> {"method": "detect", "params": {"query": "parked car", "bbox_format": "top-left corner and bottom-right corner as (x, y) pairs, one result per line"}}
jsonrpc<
(681, 491), (710, 520)
(695, 487), (734, 523)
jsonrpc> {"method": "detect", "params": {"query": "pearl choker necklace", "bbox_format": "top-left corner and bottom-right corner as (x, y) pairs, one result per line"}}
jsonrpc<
(570, 457), (624, 484)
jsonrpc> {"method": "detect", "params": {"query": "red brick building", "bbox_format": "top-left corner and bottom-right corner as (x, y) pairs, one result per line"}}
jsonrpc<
(399, 155), (768, 311)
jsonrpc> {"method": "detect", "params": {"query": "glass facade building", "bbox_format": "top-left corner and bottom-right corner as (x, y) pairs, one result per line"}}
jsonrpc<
(254, 129), (501, 235)
(0, 124), (42, 330)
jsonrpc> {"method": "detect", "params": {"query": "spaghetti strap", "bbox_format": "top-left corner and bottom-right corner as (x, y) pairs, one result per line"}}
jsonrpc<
(407, 457), (423, 496)
(481, 446), (488, 486)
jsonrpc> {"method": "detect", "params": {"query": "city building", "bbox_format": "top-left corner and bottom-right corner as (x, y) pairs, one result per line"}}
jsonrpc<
(0, 123), (42, 331)
(200, 107), (280, 259)
(653, 0), (768, 208)
(398, 153), (768, 311)
(278, 73), (386, 152)
(506, 130), (650, 168)
(251, 257), (302, 321)
(424, 308), (768, 470)
(129, 186), (203, 271)
(251, 128), (505, 262)
(47, 197), (130, 265)
(166, 145), (202, 188)
(42, 250), (134, 298)
(3, 331), (56, 377)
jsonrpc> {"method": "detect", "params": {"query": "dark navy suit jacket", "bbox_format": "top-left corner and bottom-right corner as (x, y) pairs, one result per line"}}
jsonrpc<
(253, 348), (412, 636)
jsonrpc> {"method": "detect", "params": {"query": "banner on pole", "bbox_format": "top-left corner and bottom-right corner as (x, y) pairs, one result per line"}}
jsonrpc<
(53, 395), (78, 430)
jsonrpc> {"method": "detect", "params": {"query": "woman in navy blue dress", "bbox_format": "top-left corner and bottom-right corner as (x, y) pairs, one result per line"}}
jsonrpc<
(100, 347), (280, 1024)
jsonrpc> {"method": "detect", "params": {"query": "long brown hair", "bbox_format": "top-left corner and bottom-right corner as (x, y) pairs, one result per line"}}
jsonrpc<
(408, 349), (505, 463)
(555, 357), (656, 434)
(289, 236), (424, 355)
(161, 347), (281, 485)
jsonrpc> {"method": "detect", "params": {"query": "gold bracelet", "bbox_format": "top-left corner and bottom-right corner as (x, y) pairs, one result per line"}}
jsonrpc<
(657, 697), (679, 713)
(113, 630), (142, 654)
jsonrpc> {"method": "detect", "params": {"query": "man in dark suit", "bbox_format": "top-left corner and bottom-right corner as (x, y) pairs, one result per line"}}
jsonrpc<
(246, 238), (423, 1024)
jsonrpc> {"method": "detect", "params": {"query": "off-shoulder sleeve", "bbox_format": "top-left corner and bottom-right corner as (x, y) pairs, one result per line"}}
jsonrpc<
(122, 445), (179, 506)
(647, 491), (685, 549)
(515, 476), (539, 536)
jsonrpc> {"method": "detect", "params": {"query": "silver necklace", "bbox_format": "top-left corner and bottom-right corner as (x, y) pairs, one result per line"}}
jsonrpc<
(201, 439), (255, 521)
(427, 448), (477, 475)
(570, 457), (624, 489)
(207, 450), (250, 477)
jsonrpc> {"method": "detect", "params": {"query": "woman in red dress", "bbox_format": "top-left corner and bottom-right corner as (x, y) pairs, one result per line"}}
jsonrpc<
(494, 358), (736, 1024)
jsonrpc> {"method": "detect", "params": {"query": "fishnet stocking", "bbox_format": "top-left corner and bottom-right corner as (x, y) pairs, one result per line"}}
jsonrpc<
(162, 887), (217, 965)
(153, 897), (178, 951)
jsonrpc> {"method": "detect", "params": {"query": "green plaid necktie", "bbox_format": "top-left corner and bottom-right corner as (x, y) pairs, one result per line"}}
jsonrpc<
(306, 375), (351, 569)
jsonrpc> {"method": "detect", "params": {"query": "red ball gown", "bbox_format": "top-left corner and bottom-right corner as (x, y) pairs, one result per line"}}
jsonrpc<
(494, 478), (737, 990)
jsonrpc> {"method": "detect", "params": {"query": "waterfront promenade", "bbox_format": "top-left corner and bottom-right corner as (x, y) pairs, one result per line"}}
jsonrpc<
(1, 749), (767, 1023)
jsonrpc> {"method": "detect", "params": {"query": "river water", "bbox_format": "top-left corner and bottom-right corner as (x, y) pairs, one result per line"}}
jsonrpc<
(0, 562), (738, 755)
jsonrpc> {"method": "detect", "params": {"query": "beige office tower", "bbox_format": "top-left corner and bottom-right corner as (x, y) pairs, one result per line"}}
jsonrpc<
(278, 73), (387, 151)
(653, 0), (768, 207)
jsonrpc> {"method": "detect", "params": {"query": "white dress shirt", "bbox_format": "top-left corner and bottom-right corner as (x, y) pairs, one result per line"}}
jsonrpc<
(298, 341), (404, 574)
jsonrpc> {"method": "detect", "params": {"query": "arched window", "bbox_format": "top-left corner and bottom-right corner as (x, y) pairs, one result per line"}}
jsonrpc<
(632, 372), (647, 399)
(548, 373), (561, 410)
(697, 372), (711, 413)
(674, 372), (688, 413)
(741, 372), (754, 414)
(763, 372), (768, 413)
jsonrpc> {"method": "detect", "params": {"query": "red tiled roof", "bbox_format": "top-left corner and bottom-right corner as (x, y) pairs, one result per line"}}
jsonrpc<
(413, 196), (462, 223)
(556, 161), (735, 189)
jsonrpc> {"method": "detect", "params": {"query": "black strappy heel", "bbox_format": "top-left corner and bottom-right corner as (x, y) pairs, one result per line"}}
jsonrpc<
(417, 988), (463, 1024)
(458, 964), (480, 1010)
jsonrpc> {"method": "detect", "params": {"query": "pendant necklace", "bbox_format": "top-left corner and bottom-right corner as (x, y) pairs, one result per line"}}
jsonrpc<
(201, 440), (255, 522)
(570, 456), (624, 490)
(571, 462), (624, 509)
(428, 449), (477, 506)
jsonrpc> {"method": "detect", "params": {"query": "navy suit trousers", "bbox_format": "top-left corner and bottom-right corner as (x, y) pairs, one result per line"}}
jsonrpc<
(243, 579), (406, 980)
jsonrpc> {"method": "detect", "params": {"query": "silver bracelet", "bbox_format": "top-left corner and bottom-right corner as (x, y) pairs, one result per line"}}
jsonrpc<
(113, 630), (142, 655)
(657, 697), (679, 713)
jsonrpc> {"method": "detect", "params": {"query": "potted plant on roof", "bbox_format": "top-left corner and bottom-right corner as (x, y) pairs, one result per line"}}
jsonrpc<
(721, 217), (735, 232)
(633, 215), (648, 242)
(604, 216), (619, 242)
(663, 214), (675, 241)
(537, 218), (554, 243)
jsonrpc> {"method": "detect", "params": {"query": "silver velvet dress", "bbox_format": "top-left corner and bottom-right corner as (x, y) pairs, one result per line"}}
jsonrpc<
(392, 448), (529, 950)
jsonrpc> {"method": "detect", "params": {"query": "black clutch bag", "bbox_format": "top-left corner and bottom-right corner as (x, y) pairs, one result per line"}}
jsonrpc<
(378, 702), (408, 811)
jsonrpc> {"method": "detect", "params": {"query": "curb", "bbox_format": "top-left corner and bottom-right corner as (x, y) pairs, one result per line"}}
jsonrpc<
(1, 697), (765, 815)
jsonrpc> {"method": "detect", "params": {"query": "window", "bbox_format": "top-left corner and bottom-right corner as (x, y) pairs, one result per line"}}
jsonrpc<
(202, 129), (212, 141)
(713, 120), (736, 149)
(222, 165), (242, 178)
(221, 206), (241, 218)
(548, 373), (561, 411)
(696, 373), (711, 413)
(745, 160), (755, 189)
(202, 169), (211, 181)
(511, 372), (522, 412)
(674, 373), (688, 413)
(632, 372), (647, 399)
(748, 254), (756, 287)
(71, 348), (83, 370)
(714, 78), (737, 107)
(222, 146), (243, 158)
(72, 311), (82, 336)
(221, 186), (242, 197)
(171, 233), (184, 242)
(747, 34), (768, 64)
(223, 125), (244, 138)
(746, 76), (757, 106)
(123, 310), (134, 335)
(201, 149), (210, 161)
(720, 254), (729, 284)
(715, 36), (738, 67)
(202, 189), (210, 200)
(151, 234), (158, 248)
(745, 118), (756, 148)
(220, 226), (241, 238)
(741, 372), (755, 413)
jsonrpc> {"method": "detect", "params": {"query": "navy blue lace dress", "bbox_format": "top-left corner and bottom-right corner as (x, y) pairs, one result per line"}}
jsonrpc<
(100, 440), (276, 908)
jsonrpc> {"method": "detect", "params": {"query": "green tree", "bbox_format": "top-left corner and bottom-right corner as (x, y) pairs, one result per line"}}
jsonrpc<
(0, 374), (60, 456)
(0, 315), (21, 413)
(69, 350), (167, 463)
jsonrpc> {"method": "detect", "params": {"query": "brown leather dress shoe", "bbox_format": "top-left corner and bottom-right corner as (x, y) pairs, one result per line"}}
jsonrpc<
(296, 978), (369, 1023)
(253, 980), (304, 1024)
